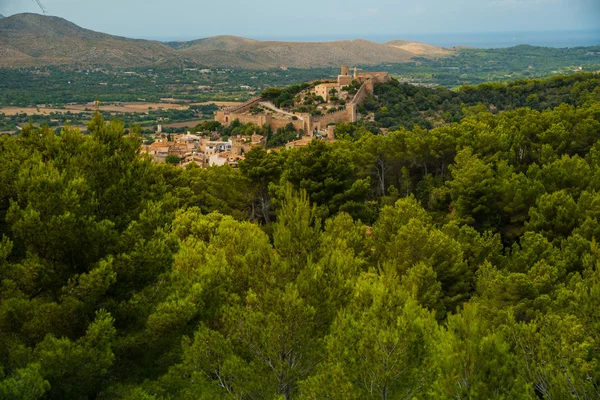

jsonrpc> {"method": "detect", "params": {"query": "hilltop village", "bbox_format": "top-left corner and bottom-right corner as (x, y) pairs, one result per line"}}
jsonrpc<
(141, 66), (389, 167)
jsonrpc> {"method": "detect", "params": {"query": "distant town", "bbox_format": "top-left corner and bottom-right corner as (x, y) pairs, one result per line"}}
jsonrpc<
(142, 66), (389, 167)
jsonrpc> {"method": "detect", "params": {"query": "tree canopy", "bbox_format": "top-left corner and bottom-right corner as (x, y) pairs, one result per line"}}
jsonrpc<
(1, 72), (600, 399)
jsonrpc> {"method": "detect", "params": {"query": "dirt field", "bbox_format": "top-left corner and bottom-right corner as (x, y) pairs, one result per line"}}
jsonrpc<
(1, 101), (244, 116)
(1, 106), (83, 116)
(191, 101), (242, 107)
(161, 120), (208, 128)
(0, 102), (205, 116)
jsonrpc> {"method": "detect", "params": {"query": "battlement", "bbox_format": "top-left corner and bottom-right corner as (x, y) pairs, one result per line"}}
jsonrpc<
(223, 96), (263, 113)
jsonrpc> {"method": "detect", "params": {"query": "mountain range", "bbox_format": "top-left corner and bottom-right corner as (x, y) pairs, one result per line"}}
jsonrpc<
(0, 13), (453, 69)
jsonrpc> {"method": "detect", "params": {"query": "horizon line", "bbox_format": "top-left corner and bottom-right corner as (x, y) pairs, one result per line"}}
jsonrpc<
(134, 29), (600, 42)
(3, 12), (600, 39)
(2, 12), (599, 49)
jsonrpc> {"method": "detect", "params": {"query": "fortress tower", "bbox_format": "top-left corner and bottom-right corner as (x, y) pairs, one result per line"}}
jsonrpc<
(338, 65), (354, 86)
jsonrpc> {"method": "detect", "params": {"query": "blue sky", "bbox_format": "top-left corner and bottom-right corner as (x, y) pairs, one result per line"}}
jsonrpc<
(1, 0), (599, 41)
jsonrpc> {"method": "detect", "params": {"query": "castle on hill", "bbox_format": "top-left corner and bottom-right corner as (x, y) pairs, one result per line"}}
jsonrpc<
(140, 66), (391, 168)
(214, 66), (389, 136)
(315, 66), (390, 102)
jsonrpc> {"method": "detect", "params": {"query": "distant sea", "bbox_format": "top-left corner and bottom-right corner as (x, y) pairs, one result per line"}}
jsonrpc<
(148, 30), (600, 49)
(180, 30), (600, 49)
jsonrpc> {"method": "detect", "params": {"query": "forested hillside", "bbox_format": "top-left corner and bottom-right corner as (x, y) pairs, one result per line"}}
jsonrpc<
(381, 45), (600, 87)
(362, 72), (600, 130)
(1, 74), (600, 399)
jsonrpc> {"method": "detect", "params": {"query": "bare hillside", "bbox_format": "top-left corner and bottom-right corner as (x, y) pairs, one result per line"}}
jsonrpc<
(0, 14), (453, 69)
(0, 13), (177, 67)
(175, 36), (433, 68)
(386, 40), (455, 58)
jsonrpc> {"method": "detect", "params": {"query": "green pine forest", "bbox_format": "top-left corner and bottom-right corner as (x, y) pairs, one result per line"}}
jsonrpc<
(1, 72), (600, 399)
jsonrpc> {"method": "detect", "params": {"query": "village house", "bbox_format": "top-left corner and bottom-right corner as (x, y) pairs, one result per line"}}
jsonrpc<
(199, 137), (232, 155)
(208, 151), (244, 168)
(144, 139), (170, 162)
(141, 131), (265, 167)
(314, 82), (340, 102)
(180, 154), (204, 168)
(231, 133), (266, 155)
(285, 136), (313, 150)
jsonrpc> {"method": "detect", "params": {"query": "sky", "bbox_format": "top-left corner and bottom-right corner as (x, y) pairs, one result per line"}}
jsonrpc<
(1, 0), (599, 42)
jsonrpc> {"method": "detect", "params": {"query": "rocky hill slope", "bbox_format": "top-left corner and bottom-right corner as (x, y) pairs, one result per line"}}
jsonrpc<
(171, 35), (453, 68)
(386, 40), (455, 58)
(0, 13), (177, 67)
(0, 13), (452, 69)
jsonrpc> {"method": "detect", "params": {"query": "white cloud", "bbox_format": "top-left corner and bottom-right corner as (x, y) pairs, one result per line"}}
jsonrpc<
(367, 8), (379, 15)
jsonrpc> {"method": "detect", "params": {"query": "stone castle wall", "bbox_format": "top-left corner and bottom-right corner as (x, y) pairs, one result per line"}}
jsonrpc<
(223, 96), (263, 112)
(351, 79), (374, 106)
(356, 72), (390, 84)
(312, 106), (356, 130)
(214, 97), (265, 125)
(215, 110), (308, 133)
(269, 117), (305, 132)
(215, 111), (268, 126)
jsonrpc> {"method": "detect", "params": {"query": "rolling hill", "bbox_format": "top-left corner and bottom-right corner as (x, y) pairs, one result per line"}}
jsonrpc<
(386, 40), (455, 58)
(170, 35), (454, 68)
(0, 13), (178, 68)
(0, 13), (453, 69)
